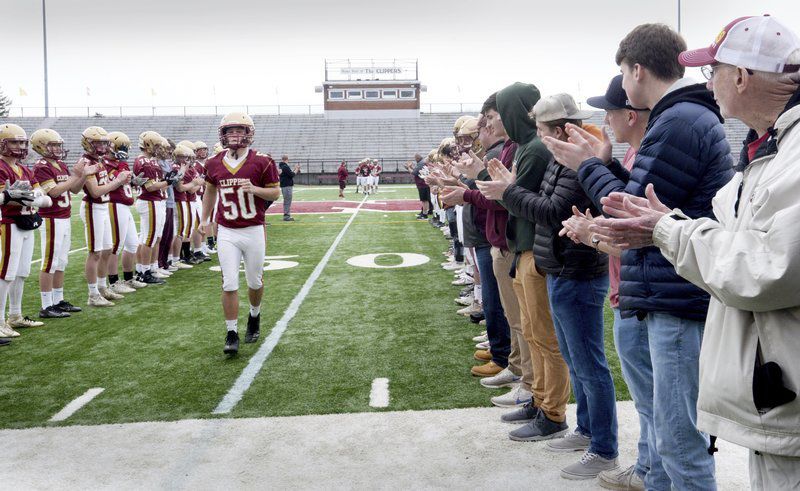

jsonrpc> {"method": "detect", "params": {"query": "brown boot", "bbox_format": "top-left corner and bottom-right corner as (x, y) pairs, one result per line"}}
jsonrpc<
(471, 361), (503, 377)
(474, 349), (492, 362)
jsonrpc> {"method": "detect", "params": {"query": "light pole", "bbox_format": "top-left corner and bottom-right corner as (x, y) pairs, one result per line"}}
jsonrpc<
(42, 0), (50, 117)
(677, 0), (682, 33)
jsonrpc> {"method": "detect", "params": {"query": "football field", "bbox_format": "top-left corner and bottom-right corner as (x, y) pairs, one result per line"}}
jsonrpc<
(0, 185), (629, 429)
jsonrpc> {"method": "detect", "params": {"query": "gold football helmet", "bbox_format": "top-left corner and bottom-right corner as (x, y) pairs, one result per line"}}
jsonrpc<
(138, 131), (162, 155)
(172, 144), (195, 165)
(107, 131), (131, 160)
(0, 123), (29, 160)
(193, 141), (208, 160)
(30, 128), (64, 159)
(218, 112), (254, 149)
(81, 126), (110, 157)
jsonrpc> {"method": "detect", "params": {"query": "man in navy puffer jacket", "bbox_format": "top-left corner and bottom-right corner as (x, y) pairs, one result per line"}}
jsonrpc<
(544, 24), (733, 491)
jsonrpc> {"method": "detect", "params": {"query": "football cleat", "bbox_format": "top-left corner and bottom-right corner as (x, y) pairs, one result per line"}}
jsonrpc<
(224, 330), (240, 355)
(100, 288), (124, 301)
(156, 268), (173, 276)
(152, 270), (170, 279)
(7, 314), (44, 328)
(88, 294), (114, 307)
(0, 323), (21, 337)
(245, 313), (260, 343)
(173, 261), (193, 270)
(0, 338), (10, 346)
(141, 271), (166, 285)
(126, 278), (148, 289)
(39, 305), (70, 318)
(110, 282), (136, 294)
(55, 300), (82, 312)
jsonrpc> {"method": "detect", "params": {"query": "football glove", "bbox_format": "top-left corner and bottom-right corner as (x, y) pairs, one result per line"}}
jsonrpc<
(164, 170), (179, 185)
(130, 172), (148, 187)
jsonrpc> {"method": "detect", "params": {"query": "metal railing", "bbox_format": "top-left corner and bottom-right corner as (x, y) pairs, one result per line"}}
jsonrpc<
(5, 103), (484, 118)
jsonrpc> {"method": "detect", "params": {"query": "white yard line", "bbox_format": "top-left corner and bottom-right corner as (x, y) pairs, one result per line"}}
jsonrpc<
(31, 246), (88, 265)
(213, 195), (369, 415)
(49, 388), (105, 422)
(369, 378), (390, 408)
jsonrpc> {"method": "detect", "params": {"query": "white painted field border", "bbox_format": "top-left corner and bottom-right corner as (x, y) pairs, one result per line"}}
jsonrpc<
(369, 378), (390, 408)
(31, 246), (88, 265)
(213, 195), (369, 415)
(49, 388), (105, 422)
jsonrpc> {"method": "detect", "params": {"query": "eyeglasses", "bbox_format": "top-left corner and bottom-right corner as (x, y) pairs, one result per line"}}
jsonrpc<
(701, 64), (754, 81)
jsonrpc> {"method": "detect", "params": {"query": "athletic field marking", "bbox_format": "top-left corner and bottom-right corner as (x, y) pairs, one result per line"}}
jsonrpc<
(212, 195), (369, 415)
(49, 388), (105, 422)
(347, 253), (430, 269)
(31, 246), (87, 265)
(369, 378), (390, 408)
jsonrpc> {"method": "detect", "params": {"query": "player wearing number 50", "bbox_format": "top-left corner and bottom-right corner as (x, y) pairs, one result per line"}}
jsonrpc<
(201, 113), (280, 355)
(0, 124), (53, 338)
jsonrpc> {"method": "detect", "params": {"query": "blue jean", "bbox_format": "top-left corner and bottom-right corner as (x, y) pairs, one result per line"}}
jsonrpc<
(646, 312), (716, 490)
(613, 308), (668, 488)
(475, 246), (510, 367)
(547, 274), (618, 460)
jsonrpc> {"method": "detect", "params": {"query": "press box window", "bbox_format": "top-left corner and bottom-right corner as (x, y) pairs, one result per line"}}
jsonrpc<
(364, 90), (380, 99)
(328, 90), (345, 100)
(399, 89), (415, 99)
(346, 90), (363, 100)
(382, 90), (398, 99)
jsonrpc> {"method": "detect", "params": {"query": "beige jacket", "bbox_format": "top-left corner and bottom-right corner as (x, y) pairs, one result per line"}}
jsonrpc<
(653, 104), (800, 456)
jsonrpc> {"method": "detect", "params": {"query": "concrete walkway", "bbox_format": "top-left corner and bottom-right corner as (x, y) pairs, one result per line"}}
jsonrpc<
(2, 401), (748, 490)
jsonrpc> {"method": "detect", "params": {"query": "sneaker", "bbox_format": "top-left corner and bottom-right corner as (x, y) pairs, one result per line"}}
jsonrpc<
(110, 282), (136, 294)
(509, 410), (569, 442)
(126, 278), (148, 289)
(598, 465), (645, 491)
(7, 314), (44, 328)
(245, 313), (260, 343)
(39, 305), (70, 318)
(469, 311), (485, 324)
(500, 401), (540, 424)
(442, 261), (464, 271)
(142, 271), (166, 284)
(561, 451), (619, 480)
(194, 251), (211, 262)
(166, 264), (179, 272)
(152, 270), (170, 280)
(472, 332), (488, 343)
(459, 286), (474, 296)
(88, 294), (114, 307)
(470, 361), (503, 377)
(416, 214), (428, 221)
(458, 302), (482, 317)
(481, 367), (521, 389)
(474, 349), (492, 362)
(452, 275), (474, 286)
(455, 295), (473, 306)
(0, 338), (10, 346)
(156, 268), (173, 277)
(479, 319), (486, 326)
(224, 330), (239, 355)
(491, 385), (533, 408)
(100, 288), (124, 301)
(475, 340), (491, 350)
(283, 216), (294, 222)
(55, 300), (82, 312)
(174, 261), (193, 270)
(0, 323), (21, 337)
(546, 428), (592, 453)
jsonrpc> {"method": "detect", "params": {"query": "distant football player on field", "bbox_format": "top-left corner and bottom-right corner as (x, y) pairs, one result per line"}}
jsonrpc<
(201, 113), (280, 355)
(32, 128), (92, 318)
(133, 132), (171, 285)
(0, 124), (53, 336)
(369, 159), (382, 194)
(337, 160), (348, 198)
(191, 141), (211, 259)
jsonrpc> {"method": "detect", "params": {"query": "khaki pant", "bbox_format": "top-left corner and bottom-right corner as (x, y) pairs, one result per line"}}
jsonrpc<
(491, 247), (531, 390)
(512, 251), (570, 423)
(750, 451), (800, 490)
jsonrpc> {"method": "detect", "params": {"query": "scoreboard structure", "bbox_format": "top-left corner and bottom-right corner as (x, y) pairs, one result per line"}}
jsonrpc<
(316, 59), (424, 119)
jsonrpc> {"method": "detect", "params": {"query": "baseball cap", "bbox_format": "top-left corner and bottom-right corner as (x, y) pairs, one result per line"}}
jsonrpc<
(532, 93), (594, 123)
(679, 15), (800, 73)
(586, 75), (642, 111)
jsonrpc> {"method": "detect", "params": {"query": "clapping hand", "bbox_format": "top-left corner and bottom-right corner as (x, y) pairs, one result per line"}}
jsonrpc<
(475, 159), (515, 200)
(440, 185), (467, 206)
(589, 183), (671, 249)
(452, 150), (486, 180)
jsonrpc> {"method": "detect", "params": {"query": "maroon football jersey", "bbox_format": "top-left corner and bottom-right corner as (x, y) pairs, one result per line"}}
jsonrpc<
(359, 164), (370, 177)
(182, 164), (199, 202)
(172, 162), (192, 202)
(194, 161), (206, 199)
(133, 155), (164, 202)
(0, 158), (39, 224)
(33, 158), (72, 219)
(204, 149), (280, 228)
(81, 155), (111, 204)
(105, 159), (135, 206)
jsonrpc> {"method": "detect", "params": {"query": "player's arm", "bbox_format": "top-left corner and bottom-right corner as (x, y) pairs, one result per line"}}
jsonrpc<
(241, 181), (280, 201)
(200, 182), (217, 234)
(31, 183), (53, 208)
(86, 171), (128, 198)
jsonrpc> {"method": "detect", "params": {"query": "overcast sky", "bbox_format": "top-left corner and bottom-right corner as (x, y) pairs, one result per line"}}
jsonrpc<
(2, 0), (799, 114)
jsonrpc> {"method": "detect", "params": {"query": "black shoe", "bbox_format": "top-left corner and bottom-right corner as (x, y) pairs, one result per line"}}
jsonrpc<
(39, 305), (71, 318)
(142, 271), (166, 285)
(194, 251), (211, 263)
(469, 311), (485, 324)
(224, 330), (240, 355)
(186, 255), (202, 265)
(283, 216), (294, 222)
(0, 338), (10, 347)
(55, 300), (82, 313)
(245, 313), (260, 343)
(416, 214), (427, 220)
(459, 286), (474, 297)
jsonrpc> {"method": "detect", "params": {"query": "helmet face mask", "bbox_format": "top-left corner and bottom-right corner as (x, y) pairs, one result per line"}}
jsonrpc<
(0, 124), (30, 160)
(218, 112), (254, 150)
(195, 148), (208, 159)
(81, 126), (110, 158)
(46, 142), (65, 159)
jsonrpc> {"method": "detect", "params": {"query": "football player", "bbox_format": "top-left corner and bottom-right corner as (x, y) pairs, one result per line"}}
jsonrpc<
(133, 132), (170, 284)
(105, 131), (147, 292)
(0, 124), (53, 336)
(200, 112), (280, 355)
(358, 159), (372, 195)
(32, 128), (91, 318)
(369, 159), (382, 194)
(80, 126), (131, 306)
(190, 141), (210, 259)
(170, 143), (201, 267)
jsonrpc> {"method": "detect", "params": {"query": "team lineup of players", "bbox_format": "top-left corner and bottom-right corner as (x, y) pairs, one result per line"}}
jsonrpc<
(354, 158), (382, 195)
(0, 112), (281, 354)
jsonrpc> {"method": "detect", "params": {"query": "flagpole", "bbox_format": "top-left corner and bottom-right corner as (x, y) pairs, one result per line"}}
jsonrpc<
(42, 0), (50, 117)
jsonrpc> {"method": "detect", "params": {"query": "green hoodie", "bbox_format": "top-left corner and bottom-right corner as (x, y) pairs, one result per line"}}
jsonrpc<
(494, 82), (551, 253)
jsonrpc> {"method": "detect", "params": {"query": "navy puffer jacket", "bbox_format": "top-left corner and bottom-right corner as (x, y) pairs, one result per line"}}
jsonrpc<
(577, 83), (734, 321)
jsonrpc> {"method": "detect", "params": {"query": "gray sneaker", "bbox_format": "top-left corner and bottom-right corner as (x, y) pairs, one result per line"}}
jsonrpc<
(500, 402), (539, 424)
(546, 428), (592, 453)
(561, 451), (619, 480)
(480, 367), (521, 389)
(598, 465), (645, 490)
(509, 411), (569, 442)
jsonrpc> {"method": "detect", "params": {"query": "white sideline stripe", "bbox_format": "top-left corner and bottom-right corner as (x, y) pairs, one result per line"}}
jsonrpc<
(212, 195), (369, 415)
(31, 246), (88, 265)
(49, 388), (105, 422)
(369, 378), (390, 408)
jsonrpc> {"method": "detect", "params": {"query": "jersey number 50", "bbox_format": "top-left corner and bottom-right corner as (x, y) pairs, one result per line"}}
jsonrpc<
(219, 187), (257, 220)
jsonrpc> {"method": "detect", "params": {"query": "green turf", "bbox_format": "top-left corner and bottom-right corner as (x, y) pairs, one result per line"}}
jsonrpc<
(285, 184), (419, 202)
(0, 187), (629, 429)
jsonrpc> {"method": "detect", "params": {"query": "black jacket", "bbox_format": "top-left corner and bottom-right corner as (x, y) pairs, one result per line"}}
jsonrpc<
(503, 158), (607, 279)
(279, 162), (295, 187)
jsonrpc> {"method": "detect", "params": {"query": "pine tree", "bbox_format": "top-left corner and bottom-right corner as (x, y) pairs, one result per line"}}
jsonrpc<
(0, 87), (12, 117)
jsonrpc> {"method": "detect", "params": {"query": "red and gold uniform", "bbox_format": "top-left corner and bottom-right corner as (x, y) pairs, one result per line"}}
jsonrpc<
(106, 159), (139, 256)
(33, 159), (72, 274)
(204, 149), (279, 291)
(173, 162), (197, 239)
(133, 155), (166, 248)
(79, 154), (113, 253)
(0, 158), (40, 281)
